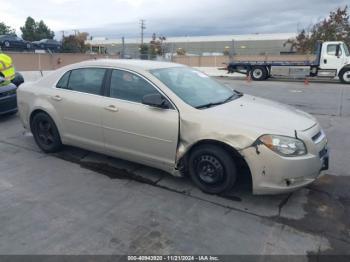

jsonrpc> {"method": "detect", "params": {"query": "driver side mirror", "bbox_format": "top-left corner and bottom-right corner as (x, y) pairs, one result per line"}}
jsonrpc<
(142, 93), (170, 109)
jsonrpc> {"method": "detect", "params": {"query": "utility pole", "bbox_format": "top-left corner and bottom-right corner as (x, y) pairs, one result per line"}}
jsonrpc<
(140, 19), (146, 45)
(121, 37), (125, 59)
(61, 31), (65, 43)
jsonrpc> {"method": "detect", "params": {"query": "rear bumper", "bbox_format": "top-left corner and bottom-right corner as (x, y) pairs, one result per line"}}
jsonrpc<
(0, 94), (17, 115)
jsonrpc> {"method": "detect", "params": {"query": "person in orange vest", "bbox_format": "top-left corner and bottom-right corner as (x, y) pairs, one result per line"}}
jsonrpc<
(0, 52), (16, 86)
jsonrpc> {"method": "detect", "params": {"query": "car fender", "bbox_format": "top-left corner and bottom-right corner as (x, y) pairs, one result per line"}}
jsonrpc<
(175, 116), (256, 165)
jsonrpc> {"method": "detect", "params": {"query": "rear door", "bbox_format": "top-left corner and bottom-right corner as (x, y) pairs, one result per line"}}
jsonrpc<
(53, 67), (107, 152)
(101, 69), (179, 169)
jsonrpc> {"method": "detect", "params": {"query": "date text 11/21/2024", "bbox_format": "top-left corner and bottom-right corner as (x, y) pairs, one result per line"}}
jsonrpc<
(127, 255), (220, 261)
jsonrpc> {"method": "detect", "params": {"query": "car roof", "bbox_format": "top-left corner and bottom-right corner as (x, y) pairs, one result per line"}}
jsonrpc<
(0, 35), (13, 38)
(69, 59), (186, 71)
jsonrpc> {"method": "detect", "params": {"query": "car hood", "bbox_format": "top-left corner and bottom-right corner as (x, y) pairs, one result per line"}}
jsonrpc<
(205, 94), (316, 134)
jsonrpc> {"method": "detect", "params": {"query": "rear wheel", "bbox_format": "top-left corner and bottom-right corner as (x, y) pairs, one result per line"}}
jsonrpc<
(251, 66), (268, 81)
(31, 112), (62, 153)
(339, 68), (350, 84)
(188, 144), (237, 194)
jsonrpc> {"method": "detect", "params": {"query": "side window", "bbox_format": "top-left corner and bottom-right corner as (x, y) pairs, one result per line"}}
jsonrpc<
(109, 70), (159, 103)
(327, 45), (342, 56)
(56, 71), (70, 89)
(67, 68), (106, 95)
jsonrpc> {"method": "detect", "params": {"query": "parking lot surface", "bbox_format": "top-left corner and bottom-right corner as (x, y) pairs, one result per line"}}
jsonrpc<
(0, 78), (349, 256)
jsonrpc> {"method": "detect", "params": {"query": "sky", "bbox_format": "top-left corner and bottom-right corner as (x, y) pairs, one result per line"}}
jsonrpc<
(1, 0), (349, 39)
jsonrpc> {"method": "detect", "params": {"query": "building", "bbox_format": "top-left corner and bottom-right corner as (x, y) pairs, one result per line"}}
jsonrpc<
(85, 32), (297, 57)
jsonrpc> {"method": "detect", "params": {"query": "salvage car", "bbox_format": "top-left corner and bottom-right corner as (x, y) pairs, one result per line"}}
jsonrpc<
(0, 82), (18, 116)
(16, 60), (329, 195)
(32, 39), (62, 53)
(0, 35), (31, 51)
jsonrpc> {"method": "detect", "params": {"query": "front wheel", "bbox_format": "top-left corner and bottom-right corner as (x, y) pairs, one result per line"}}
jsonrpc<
(188, 145), (237, 194)
(339, 68), (350, 84)
(31, 112), (62, 153)
(251, 66), (268, 81)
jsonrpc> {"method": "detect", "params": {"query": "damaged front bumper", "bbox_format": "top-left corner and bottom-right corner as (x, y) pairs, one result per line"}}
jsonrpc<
(240, 124), (329, 195)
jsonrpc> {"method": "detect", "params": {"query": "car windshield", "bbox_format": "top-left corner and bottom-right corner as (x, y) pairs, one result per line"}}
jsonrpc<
(343, 43), (350, 57)
(150, 67), (241, 109)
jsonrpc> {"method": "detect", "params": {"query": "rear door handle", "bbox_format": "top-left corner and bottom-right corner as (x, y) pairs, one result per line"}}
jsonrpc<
(51, 95), (63, 101)
(104, 105), (119, 112)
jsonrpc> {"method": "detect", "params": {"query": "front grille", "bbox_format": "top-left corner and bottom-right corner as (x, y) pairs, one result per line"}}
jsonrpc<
(312, 130), (326, 144)
(319, 147), (328, 159)
(312, 132), (322, 142)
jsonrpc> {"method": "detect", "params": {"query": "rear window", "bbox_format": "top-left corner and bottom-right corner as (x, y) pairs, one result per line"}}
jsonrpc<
(56, 72), (70, 89)
(56, 68), (106, 95)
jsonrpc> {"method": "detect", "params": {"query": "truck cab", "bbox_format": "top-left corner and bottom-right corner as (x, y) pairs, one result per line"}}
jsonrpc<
(319, 41), (350, 75)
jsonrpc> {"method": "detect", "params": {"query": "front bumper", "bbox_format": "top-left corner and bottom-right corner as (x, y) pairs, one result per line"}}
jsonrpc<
(241, 124), (329, 195)
(0, 85), (18, 115)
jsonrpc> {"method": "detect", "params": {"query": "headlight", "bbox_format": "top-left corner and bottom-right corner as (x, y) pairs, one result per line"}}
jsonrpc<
(259, 135), (307, 157)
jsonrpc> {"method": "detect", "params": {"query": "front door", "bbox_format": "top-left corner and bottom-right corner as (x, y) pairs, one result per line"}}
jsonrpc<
(320, 43), (345, 72)
(102, 69), (179, 169)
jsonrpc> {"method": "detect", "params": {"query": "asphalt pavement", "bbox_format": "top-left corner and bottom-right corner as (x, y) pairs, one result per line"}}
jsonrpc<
(0, 78), (349, 258)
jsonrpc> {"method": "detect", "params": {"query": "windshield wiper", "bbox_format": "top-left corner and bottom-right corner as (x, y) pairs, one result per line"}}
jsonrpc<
(234, 90), (244, 97)
(195, 101), (226, 109)
(196, 91), (243, 109)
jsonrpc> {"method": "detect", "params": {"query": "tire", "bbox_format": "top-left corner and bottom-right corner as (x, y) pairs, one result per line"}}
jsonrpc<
(188, 144), (237, 194)
(339, 68), (350, 84)
(251, 66), (268, 81)
(31, 112), (62, 153)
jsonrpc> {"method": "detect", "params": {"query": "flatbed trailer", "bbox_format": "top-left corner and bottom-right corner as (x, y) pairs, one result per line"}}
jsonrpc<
(227, 41), (350, 84)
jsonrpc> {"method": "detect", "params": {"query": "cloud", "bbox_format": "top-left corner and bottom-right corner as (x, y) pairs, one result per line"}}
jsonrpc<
(1, 0), (348, 38)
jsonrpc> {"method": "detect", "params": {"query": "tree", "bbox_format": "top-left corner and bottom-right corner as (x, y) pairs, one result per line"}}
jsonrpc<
(149, 33), (166, 58)
(285, 6), (350, 53)
(36, 20), (55, 40)
(139, 33), (166, 59)
(0, 22), (15, 35)
(62, 32), (89, 53)
(20, 17), (54, 41)
(139, 44), (149, 59)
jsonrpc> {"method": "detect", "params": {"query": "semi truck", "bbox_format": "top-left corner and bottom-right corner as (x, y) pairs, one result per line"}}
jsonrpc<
(227, 41), (350, 84)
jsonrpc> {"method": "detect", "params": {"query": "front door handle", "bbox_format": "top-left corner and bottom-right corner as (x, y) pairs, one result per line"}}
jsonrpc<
(104, 105), (119, 112)
(51, 95), (63, 101)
